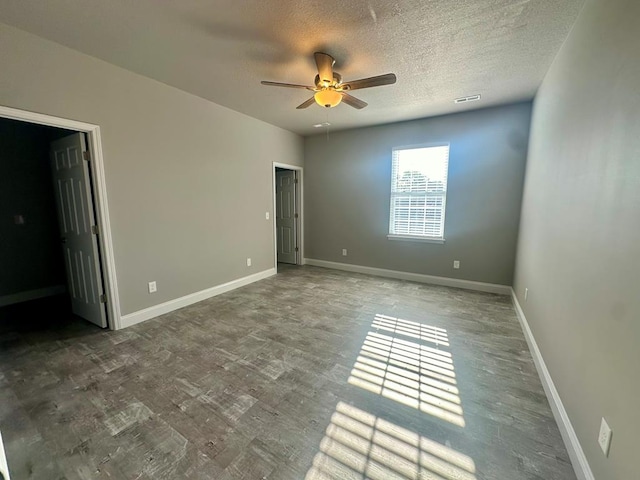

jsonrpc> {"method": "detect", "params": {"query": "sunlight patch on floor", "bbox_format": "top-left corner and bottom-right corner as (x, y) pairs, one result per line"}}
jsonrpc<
(305, 402), (476, 480)
(348, 316), (465, 427)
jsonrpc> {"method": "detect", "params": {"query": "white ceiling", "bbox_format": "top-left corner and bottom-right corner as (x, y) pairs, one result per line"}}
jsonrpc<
(0, 0), (583, 136)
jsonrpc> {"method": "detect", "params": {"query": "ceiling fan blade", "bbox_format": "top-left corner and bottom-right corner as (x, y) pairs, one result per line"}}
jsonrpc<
(342, 73), (397, 91)
(261, 81), (314, 90)
(296, 97), (316, 109)
(314, 52), (335, 84)
(341, 93), (368, 109)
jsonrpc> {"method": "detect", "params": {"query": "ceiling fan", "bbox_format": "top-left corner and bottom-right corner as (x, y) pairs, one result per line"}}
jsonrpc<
(261, 52), (397, 109)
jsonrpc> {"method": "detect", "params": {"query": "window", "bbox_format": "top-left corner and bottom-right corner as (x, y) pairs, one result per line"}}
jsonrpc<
(388, 144), (450, 242)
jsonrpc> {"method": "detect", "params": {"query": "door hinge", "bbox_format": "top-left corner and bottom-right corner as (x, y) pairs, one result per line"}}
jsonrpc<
(100, 294), (107, 303)
(295, 247), (299, 252)
(294, 213), (299, 218)
(91, 225), (99, 235)
(294, 178), (298, 184)
(83, 151), (90, 161)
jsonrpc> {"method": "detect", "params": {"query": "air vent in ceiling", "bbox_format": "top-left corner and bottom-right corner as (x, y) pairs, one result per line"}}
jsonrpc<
(454, 94), (481, 104)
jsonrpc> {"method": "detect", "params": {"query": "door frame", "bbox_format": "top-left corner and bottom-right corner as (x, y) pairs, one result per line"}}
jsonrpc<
(272, 162), (304, 268)
(0, 105), (122, 330)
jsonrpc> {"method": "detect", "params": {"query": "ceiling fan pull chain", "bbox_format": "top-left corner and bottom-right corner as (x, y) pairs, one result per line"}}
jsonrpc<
(326, 110), (330, 141)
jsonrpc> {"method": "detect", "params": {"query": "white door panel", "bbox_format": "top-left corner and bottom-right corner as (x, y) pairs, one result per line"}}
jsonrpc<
(0, 430), (10, 480)
(51, 133), (107, 328)
(276, 170), (296, 264)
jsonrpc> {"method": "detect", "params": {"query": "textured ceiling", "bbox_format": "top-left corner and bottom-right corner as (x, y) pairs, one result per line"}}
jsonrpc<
(0, 0), (583, 136)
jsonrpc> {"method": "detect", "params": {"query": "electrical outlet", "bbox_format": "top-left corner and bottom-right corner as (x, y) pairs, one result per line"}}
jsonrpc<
(342, 249), (347, 256)
(246, 258), (252, 267)
(525, 288), (529, 301)
(598, 418), (612, 456)
(148, 281), (157, 293)
(453, 260), (460, 269)
(265, 212), (270, 220)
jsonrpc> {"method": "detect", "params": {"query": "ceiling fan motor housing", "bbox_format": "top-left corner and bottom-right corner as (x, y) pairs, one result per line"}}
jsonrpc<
(315, 73), (343, 88)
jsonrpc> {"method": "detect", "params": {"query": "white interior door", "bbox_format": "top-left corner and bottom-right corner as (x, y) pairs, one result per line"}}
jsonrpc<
(0, 430), (10, 480)
(276, 169), (297, 264)
(50, 133), (107, 328)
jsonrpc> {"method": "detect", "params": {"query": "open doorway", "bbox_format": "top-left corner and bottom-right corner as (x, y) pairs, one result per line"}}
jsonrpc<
(273, 162), (303, 270)
(0, 106), (120, 330)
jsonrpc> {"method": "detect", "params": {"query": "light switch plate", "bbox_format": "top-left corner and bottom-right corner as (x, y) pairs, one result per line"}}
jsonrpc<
(148, 281), (157, 293)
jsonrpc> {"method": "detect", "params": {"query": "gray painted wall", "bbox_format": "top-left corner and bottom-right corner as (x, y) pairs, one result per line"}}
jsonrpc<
(0, 119), (65, 297)
(0, 23), (303, 316)
(304, 103), (531, 286)
(513, 0), (639, 478)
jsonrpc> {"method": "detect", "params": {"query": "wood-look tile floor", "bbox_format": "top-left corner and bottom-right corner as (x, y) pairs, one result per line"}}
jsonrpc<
(0, 265), (576, 480)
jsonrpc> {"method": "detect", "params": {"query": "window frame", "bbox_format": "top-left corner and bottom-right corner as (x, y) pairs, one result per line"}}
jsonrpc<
(387, 142), (450, 244)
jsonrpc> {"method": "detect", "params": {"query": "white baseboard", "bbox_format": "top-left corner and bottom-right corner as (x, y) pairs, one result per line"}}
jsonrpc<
(511, 289), (594, 480)
(120, 268), (277, 329)
(304, 258), (511, 295)
(0, 285), (66, 308)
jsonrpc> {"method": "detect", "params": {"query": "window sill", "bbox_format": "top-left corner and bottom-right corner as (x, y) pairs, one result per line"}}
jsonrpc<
(387, 235), (445, 244)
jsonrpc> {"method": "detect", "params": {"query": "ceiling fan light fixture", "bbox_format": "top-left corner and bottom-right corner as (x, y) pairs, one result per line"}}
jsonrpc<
(261, 51), (396, 110)
(314, 89), (342, 108)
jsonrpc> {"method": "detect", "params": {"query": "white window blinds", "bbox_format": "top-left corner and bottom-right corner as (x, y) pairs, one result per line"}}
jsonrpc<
(389, 145), (450, 239)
